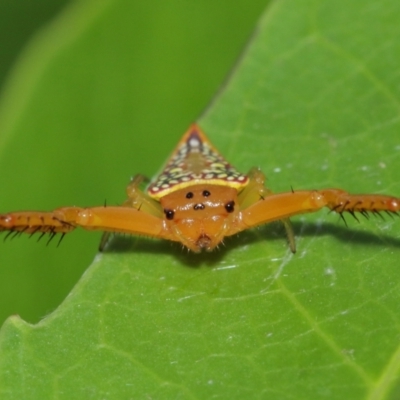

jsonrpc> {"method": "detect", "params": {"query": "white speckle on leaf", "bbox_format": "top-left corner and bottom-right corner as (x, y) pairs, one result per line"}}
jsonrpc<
(214, 264), (237, 271)
(342, 349), (355, 359)
(299, 250), (307, 259)
(93, 253), (103, 263)
(325, 266), (337, 286)
(325, 267), (335, 276)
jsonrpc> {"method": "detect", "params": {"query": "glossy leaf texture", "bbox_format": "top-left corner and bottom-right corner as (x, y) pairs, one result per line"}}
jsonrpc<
(1, 0), (400, 399)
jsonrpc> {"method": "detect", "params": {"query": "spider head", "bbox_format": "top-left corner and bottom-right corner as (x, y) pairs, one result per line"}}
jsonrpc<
(160, 185), (238, 252)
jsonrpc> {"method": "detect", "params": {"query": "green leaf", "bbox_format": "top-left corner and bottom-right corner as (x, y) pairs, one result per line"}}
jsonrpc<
(1, 0), (400, 399)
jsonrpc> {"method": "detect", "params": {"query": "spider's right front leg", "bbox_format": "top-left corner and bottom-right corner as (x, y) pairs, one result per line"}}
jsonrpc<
(0, 206), (167, 247)
(96, 174), (166, 250)
(0, 207), (82, 241)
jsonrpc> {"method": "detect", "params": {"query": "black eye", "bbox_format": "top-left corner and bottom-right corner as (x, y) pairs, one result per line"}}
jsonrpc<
(186, 192), (193, 199)
(225, 201), (235, 213)
(164, 209), (175, 220)
(202, 190), (210, 197)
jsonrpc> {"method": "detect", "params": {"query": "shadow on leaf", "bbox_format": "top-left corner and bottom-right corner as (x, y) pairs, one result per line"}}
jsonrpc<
(102, 216), (400, 267)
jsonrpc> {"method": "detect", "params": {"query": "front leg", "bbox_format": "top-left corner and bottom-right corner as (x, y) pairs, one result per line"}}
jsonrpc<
(237, 167), (296, 252)
(0, 208), (81, 235)
(235, 189), (400, 248)
(0, 206), (166, 242)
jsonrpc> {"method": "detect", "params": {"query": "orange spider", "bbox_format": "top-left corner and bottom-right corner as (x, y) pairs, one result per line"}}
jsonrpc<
(1, 124), (399, 253)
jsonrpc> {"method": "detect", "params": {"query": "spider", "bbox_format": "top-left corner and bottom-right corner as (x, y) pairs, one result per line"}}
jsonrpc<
(0, 124), (399, 253)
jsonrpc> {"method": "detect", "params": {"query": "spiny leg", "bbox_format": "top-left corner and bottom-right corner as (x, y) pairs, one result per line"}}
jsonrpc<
(99, 175), (165, 250)
(281, 218), (296, 253)
(125, 174), (163, 218)
(0, 208), (81, 236)
(0, 206), (167, 246)
(237, 189), (400, 249)
(237, 167), (296, 252)
(319, 190), (399, 216)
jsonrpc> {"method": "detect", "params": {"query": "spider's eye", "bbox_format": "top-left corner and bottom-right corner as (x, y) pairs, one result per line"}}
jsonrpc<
(225, 201), (235, 213)
(186, 192), (193, 199)
(202, 190), (211, 197)
(164, 209), (175, 220)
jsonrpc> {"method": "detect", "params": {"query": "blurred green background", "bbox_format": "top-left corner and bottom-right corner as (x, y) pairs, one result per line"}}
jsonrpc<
(0, 0), (269, 325)
(0, 1), (69, 88)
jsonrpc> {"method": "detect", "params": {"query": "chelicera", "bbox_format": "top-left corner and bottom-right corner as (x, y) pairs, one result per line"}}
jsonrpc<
(0, 124), (399, 253)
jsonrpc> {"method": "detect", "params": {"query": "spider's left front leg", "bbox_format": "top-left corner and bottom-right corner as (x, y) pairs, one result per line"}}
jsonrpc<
(235, 188), (400, 251)
(237, 167), (296, 252)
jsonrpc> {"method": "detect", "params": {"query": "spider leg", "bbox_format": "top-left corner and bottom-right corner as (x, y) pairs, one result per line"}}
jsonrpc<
(0, 206), (166, 244)
(236, 167), (296, 252)
(240, 189), (400, 226)
(318, 189), (400, 216)
(236, 189), (400, 250)
(281, 218), (296, 253)
(125, 174), (163, 218)
(0, 208), (80, 235)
